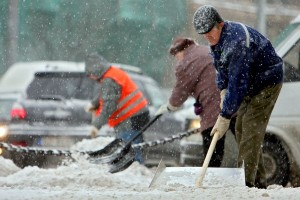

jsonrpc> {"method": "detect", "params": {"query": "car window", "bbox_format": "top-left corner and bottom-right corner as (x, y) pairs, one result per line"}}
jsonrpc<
(27, 73), (96, 100)
(283, 39), (300, 82)
(273, 23), (300, 48)
(73, 78), (100, 100)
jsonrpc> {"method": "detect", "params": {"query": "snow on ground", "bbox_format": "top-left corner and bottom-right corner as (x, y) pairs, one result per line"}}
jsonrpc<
(0, 138), (299, 200)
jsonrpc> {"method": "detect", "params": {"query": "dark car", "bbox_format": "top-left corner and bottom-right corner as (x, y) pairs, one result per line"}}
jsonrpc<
(0, 61), (185, 168)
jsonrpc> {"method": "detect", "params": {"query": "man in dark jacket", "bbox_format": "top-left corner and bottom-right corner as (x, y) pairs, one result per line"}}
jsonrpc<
(156, 37), (235, 167)
(85, 53), (150, 164)
(193, 5), (283, 188)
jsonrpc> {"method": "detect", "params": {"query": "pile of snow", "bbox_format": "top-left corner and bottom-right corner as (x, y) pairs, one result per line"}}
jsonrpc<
(0, 138), (300, 199)
(0, 156), (20, 176)
(70, 136), (116, 152)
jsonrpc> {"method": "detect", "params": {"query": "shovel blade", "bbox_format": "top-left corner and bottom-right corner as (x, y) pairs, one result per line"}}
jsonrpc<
(149, 158), (166, 188)
(109, 146), (136, 173)
(88, 138), (123, 158)
(89, 149), (122, 164)
(151, 167), (245, 188)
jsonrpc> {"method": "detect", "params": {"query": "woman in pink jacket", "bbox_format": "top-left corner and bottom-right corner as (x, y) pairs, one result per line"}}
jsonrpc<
(156, 37), (235, 167)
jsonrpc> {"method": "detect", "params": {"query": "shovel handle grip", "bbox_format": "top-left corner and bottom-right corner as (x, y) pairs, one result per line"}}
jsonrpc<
(195, 131), (220, 187)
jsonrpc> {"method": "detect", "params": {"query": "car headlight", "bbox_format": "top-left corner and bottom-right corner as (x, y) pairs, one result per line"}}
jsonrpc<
(0, 125), (8, 139)
(186, 118), (201, 130)
(181, 118), (202, 145)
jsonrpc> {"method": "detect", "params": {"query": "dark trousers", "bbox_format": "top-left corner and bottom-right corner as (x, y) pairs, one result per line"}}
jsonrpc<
(235, 84), (282, 188)
(118, 130), (144, 163)
(116, 111), (150, 164)
(202, 117), (236, 167)
(129, 111), (150, 163)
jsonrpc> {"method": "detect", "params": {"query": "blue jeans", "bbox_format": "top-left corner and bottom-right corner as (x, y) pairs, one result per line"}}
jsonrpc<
(117, 130), (144, 164)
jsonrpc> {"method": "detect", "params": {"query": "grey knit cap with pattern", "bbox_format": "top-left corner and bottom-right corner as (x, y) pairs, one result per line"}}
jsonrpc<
(193, 5), (224, 34)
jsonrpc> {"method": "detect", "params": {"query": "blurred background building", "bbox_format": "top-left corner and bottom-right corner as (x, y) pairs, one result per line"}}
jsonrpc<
(0, 0), (299, 88)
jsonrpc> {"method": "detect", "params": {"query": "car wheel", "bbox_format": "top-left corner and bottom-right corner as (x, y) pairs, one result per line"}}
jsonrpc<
(6, 151), (28, 168)
(8, 152), (46, 168)
(263, 136), (289, 186)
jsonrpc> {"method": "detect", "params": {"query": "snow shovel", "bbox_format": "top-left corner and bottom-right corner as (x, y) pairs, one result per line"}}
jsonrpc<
(110, 127), (203, 173)
(149, 132), (245, 188)
(88, 114), (163, 166)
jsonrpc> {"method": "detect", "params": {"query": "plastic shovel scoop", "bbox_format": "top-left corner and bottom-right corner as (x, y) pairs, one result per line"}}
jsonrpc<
(149, 132), (245, 188)
(149, 166), (245, 188)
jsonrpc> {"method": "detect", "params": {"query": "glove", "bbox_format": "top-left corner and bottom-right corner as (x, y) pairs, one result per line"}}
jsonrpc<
(210, 115), (230, 140)
(90, 126), (99, 138)
(155, 104), (169, 116)
(85, 102), (96, 113)
(220, 89), (227, 109)
(155, 102), (181, 116)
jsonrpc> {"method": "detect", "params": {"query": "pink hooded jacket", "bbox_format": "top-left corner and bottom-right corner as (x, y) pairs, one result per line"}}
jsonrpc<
(169, 43), (220, 132)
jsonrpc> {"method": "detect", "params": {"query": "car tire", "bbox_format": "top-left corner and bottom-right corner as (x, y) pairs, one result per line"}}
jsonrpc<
(6, 151), (27, 168)
(8, 152), (46, 168)
(263, 136), (290, 186)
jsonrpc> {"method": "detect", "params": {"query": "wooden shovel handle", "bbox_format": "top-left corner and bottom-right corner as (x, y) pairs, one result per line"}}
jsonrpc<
(195, 131), (220, 187)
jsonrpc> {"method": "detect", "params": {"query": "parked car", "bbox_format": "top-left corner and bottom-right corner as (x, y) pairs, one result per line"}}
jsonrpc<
(264, 14), (300, 187)
(179, 14), (300, 187)
(0, 61), (185, 168)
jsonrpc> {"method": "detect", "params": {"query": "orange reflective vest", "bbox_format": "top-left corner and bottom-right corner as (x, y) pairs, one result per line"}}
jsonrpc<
(95, 66), (148, 127)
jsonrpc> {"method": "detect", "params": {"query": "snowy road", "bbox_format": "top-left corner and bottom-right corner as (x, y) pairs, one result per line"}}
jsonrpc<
(0, 156), (300, 200)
